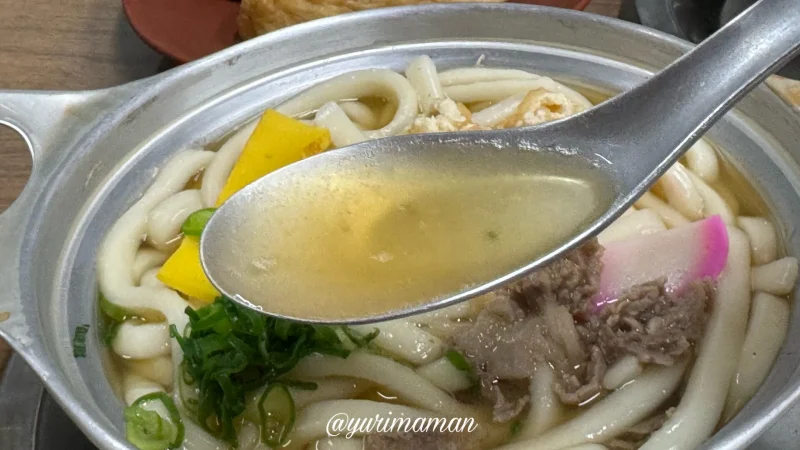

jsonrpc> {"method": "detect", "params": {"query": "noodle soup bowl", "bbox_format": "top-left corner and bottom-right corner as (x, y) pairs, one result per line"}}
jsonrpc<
(1, 4), (799, 449)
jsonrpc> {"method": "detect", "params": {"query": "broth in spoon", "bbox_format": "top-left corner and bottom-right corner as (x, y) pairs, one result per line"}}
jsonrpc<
(205, 148), (613, 321)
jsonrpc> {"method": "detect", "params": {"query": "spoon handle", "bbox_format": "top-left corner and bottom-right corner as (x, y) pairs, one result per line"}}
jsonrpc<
(557, 0), (800, 200)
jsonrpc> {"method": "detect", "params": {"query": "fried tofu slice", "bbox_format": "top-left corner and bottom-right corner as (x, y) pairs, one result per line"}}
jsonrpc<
(238, 0), (506, 39)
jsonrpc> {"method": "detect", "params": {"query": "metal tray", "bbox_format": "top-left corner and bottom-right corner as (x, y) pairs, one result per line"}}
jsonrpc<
(0, 353), (797, 449)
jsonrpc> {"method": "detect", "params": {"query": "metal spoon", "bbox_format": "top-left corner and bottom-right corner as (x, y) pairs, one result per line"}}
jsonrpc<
(201, 0), (800, 324)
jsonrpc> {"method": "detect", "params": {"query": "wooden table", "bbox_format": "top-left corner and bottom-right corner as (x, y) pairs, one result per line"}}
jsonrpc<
(0, 0), (620, 373)
(0, 0), (168, 374)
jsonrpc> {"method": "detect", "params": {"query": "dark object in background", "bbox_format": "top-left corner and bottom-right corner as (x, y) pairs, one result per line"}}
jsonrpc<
(620, 0), (727, 44)
(623, 0), (800, 79)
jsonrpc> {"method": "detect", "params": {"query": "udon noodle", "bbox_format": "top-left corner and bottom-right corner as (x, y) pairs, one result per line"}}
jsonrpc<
(96, 55), (797, 450)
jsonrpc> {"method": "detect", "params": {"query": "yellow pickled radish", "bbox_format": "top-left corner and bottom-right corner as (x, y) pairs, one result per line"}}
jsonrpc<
(156, 110), (331, 302)
(156, 237), (220, 302)
(215, 110), (331, 205)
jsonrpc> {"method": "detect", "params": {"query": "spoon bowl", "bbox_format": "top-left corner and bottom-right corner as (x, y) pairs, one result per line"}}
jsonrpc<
(201, 130), (616, 323)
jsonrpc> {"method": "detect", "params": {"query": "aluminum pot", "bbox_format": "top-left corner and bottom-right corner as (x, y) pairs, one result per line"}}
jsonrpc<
(0, 4), (799, 449)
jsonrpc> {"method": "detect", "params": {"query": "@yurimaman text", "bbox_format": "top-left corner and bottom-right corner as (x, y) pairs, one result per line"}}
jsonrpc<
(326, 413), (479, 439)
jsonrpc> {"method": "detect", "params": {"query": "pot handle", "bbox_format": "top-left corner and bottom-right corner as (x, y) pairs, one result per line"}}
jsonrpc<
(0, 90), (86, 163)
(0, 86), (142, 167)
(0, 87), (136, 351)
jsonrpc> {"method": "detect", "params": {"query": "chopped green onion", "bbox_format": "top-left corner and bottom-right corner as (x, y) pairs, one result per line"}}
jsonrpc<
(445, 349), (472, 372)
(98, 293), (163, 349)
(312, 326), (352, 358)
(343, 326), (380, 348)
(177, 362), (200, 415)
(99, 292), (163, 323)
(124, 392), (185, 450)
(99, 319), (120, 347)
(181, 208), (216, 236)
(73, 324), (90, 358)
(99, 293), (131, 322)
(258, 383), (295, 447)
(314, 326), (340, 344)
(446, 350), (478, 386)
(170, 296), (352, 446)
(510, 419), (522, 436)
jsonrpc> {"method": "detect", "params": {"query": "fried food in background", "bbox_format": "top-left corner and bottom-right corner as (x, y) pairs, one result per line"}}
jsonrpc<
(238, 0), (506, 39)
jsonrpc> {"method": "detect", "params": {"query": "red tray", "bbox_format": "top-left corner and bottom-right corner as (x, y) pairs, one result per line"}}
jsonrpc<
(122, 0), (591, 64)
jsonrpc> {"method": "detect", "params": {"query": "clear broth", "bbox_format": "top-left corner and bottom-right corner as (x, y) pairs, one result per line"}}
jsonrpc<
(213, 149), (614, 320)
